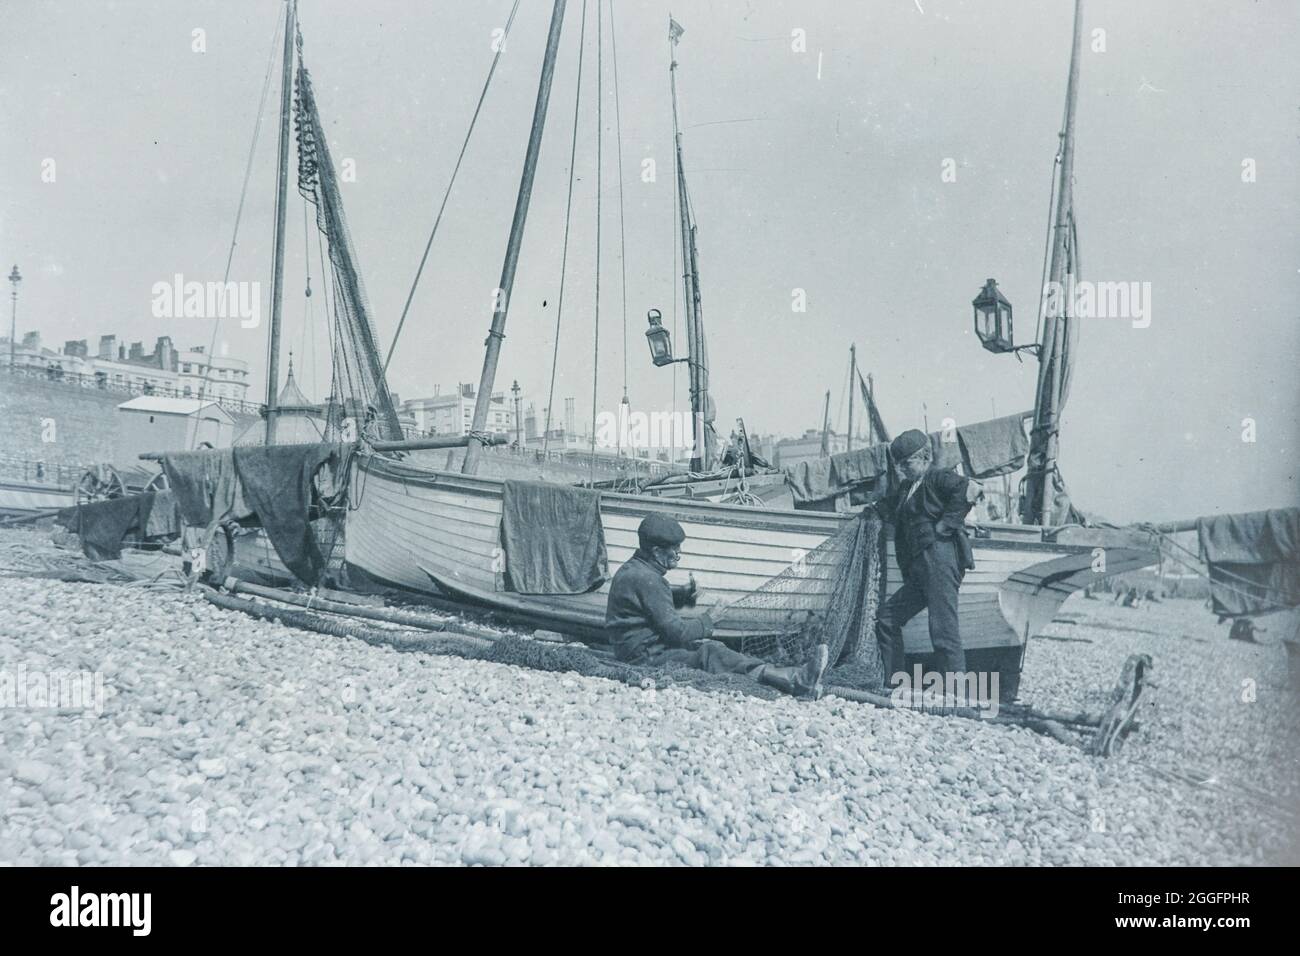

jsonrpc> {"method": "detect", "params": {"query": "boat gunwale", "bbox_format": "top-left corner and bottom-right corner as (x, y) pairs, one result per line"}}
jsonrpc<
(357, 450), (1140, 557)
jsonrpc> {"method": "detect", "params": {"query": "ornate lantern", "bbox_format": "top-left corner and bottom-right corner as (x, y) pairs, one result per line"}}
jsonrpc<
(644, 309), (675, 367)
(972, 278), (1014, 353)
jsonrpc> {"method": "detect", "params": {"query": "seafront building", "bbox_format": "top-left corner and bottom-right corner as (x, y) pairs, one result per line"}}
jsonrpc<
(2, 330), (253, 409)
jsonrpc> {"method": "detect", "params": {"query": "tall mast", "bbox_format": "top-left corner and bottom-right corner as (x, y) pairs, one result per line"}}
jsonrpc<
(1024, 0), (1083, 524)
(463, 0), (568, 474)
(670, 17), (707, 472)
(847, 343), (856, 451)
(264, 0), (297, 445)
(820, 389), (831, 458)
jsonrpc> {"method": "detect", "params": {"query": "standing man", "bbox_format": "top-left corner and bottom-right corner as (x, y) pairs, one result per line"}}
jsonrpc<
(875, 429), (981, 684)
(606, 513), (830, 699)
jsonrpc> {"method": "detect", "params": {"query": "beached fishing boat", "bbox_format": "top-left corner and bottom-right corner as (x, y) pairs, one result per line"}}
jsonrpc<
(347, 450), (1157, 696)
(337, 0), (1163, 698)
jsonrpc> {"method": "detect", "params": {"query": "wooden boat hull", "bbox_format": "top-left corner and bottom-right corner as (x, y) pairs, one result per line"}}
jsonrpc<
(345, 453), (1158, 689)
(0, 479), (74, 517)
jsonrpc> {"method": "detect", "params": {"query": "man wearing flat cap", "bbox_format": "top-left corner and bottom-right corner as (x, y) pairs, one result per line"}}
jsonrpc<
(875, 428), (981, 683)
(606, 512), (830, 699)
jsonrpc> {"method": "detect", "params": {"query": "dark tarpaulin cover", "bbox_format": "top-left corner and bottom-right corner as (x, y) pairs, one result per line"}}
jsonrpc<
(62, 493), (157, 561)
(957, 413), (1030, 479)
(930, 432), (964, 471)
(1197, 507), (1300, 617)
(143, 489), (181, 538)
(786, 456), (838, 505)
(160, 449), (251, 530)
(232, 443), (341, 587)
(501, 479), (608, 595)
(787, 414), (1031, 505)
(829, 443), (891, 488)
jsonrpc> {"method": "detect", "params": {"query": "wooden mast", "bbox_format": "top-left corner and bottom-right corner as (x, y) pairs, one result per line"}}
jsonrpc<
(264, 0), (297, 445)
(1024, 0), (1083, 524)
(819, 389), (831, 458)
(670, 18), (708, 472)
(847, 343), (856, 451)
(463, 0), (568, 475)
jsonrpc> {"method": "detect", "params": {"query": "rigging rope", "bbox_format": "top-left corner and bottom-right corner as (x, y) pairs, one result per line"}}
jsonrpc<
(542, 0), (590, 455)
(1138, 523), (1300, 611)
(381, 0), (523, 375)
(832, 356), (849, 445)
(299, 194), (314, 397)
(316, 225), (335, 437)
(588, 0), (603, 486)
(1031, 136), (1063, 350)
(609, 0), (630, 420)
(192, 7), (283, 447)
(668, 26), (680, 434)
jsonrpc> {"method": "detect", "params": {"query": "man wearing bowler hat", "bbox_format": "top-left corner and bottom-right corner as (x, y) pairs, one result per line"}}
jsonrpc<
(875, 428), (981, 684)
(606, 512), (830, 699)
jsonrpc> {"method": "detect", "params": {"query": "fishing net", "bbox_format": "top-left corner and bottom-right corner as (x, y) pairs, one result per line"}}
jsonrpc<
(481, 636), (785, 701)
(293, 39), (403, 442)
(716, 512), (887, 683)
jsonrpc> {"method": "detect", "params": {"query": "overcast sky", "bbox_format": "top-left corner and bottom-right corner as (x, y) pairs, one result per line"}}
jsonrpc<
(2, 0), (1296, 523)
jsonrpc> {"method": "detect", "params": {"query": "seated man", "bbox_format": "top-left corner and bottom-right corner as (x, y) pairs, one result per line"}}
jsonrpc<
(606, 513), (830, 699)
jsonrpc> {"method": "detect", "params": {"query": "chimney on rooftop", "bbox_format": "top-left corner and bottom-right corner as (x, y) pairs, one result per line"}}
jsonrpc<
(525, 402), (538, 440)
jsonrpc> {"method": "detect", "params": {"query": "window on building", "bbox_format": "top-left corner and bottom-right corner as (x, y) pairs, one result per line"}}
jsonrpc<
(182, 363), (191, 373)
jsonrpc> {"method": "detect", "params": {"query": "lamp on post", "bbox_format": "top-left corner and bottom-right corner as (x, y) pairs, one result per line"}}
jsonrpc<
(510, 379), (522, 447)
(644, 308), (680, 367)
(972, 278), (1016, 353)
(7, 264), (21, 370)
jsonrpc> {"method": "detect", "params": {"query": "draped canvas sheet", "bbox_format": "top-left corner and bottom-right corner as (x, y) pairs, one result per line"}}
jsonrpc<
(161, 443), (348, 585)
(500, 480), (608, 595)
(1197, 507), (1300, 617)
(787, 413), (1030, 505)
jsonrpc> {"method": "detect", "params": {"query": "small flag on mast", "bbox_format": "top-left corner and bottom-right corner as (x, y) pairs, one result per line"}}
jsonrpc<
(669, 17), (685, 45)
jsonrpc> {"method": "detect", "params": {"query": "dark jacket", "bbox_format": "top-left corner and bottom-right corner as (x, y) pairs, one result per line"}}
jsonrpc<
(882, 468), (977, 573)
(605, 549), (713, 662)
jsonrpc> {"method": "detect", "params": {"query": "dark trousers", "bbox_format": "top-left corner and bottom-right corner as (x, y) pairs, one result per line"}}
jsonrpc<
(647, 639), (766, 676)
(876, 537), (966, 679)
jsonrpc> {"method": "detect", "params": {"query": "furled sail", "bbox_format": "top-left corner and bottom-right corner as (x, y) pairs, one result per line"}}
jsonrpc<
(294, 41), (403, 441)
(1022, 1), (1085, 526)
(857, 369), (891, 445)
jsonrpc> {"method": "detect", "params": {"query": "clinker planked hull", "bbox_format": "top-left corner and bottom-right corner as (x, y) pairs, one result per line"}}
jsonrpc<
(346, 453), (1159, 666)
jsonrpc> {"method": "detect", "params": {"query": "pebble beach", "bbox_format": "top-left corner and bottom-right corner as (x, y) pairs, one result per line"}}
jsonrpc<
(1, 526), (1296, 867)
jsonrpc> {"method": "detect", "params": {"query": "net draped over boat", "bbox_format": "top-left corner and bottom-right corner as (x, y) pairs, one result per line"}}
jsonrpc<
(293, 44), (403, 443)
(720, 512), (887, 682)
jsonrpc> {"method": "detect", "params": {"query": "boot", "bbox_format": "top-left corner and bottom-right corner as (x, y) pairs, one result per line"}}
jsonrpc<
(757, 643), (830, 700)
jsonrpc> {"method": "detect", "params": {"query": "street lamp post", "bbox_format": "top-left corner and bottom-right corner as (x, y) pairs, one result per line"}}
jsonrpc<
(510, 379), (523, 447)
(7, 265), (21, 370)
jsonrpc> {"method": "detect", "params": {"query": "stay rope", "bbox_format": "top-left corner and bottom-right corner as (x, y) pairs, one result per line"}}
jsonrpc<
(381, 0), (523, 375)
(588, 0), (603, 486)
(1137, 523), (1300, 612)
(542, 0), (589, 454)
(610, 0), (630, 424)
(192, 7), (283, 447)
